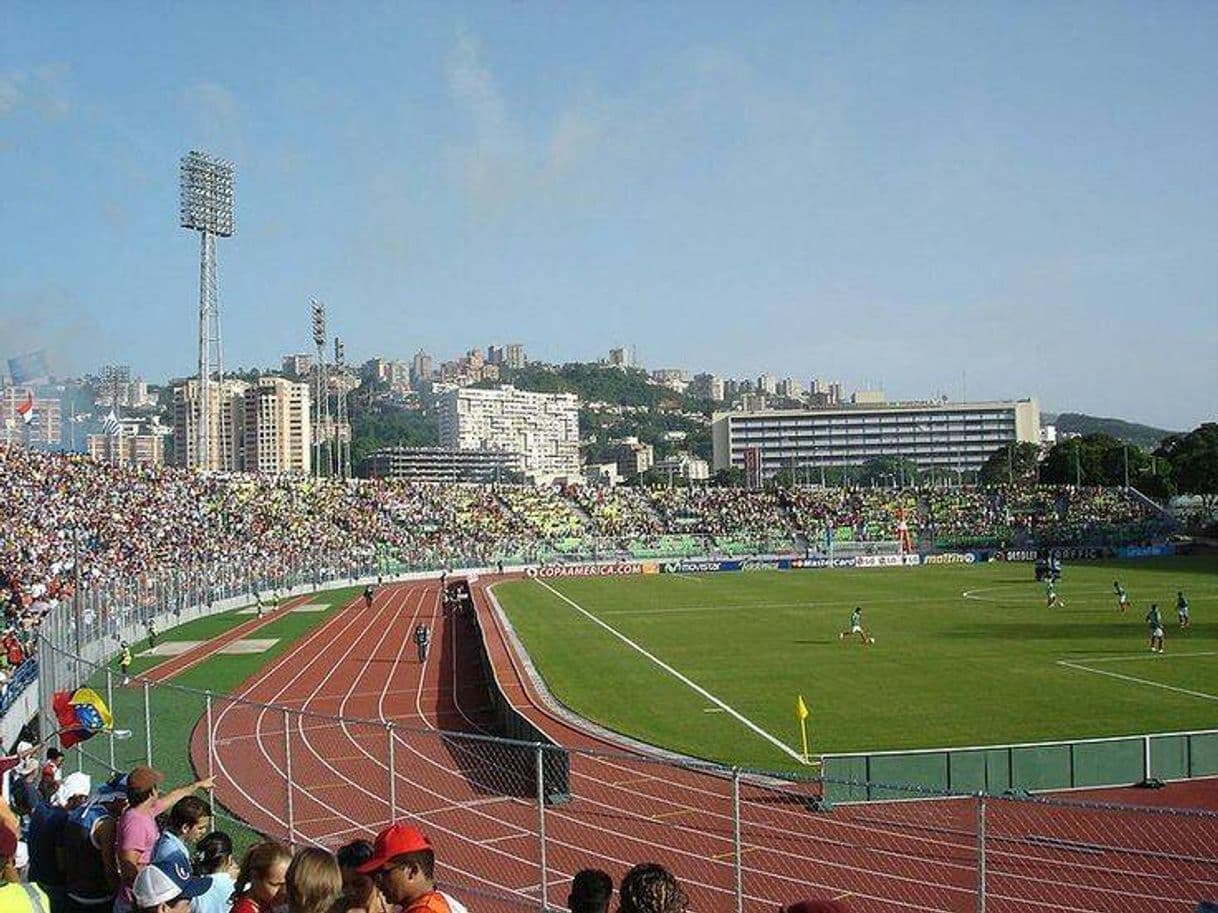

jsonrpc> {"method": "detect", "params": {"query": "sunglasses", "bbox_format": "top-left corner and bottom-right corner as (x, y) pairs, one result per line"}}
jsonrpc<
(371, 860), (411, 883)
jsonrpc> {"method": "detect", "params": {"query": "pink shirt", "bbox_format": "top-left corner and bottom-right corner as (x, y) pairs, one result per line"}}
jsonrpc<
(115, 802), (164, 908)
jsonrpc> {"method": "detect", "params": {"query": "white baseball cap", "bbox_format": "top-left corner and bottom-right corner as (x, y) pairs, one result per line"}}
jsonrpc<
(133, 860), (213, 907)
(54, 771), (92, 807)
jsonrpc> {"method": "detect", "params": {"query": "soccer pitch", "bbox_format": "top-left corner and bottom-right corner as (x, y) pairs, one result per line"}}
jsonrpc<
(493, 556), (1218, 773)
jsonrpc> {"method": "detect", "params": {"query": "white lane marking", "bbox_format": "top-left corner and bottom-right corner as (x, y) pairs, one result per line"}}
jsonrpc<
(533, 577), (810, 765)
(1056, 660), (1218, 702)
(1063, 651), (1217, 665)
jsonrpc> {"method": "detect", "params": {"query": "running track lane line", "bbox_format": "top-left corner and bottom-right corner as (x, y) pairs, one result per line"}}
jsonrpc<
(532, 577), (808, 765)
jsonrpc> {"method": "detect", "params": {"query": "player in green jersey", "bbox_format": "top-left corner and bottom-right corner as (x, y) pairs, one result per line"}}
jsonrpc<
(1146, 603), (1164, 653)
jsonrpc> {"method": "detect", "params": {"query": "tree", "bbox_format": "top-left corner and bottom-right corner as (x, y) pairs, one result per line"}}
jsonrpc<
(1041, 434), (1134, 486)
(857, 455), (920, 487)
(711, 466), (746, 487)
(1156, 423), (1218, 515)
(978, 442), (1042, 485)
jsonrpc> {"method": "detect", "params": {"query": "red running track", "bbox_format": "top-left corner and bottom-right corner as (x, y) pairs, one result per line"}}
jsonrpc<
(194, 579), (1218, 913)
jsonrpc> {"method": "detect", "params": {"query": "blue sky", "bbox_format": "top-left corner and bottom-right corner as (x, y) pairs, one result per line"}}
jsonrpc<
(2, 2), (1215, 429)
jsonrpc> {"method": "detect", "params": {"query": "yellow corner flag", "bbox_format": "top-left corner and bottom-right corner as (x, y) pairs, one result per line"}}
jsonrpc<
(796, 694), (810, 763)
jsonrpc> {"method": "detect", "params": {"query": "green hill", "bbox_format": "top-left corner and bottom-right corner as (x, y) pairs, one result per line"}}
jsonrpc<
(1050, 412), (1174, 449)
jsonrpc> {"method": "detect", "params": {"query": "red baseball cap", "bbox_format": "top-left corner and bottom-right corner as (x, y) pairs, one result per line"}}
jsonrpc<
(355, 823), (432, 874)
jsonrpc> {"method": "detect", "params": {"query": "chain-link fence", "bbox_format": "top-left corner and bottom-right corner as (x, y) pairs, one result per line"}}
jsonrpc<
(33, 571), (1218, 913)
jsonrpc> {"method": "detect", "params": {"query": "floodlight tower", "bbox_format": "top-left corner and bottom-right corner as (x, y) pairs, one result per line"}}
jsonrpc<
(180, 151), (235, 470)
(310, 300), (328, 476)
(334, 336), (349, 480)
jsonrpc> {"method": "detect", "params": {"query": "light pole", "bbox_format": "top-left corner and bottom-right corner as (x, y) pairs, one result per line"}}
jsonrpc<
(311, 301), (327, 476)
(1123, 443), (1130, 490)
(180, 151), (235, 471)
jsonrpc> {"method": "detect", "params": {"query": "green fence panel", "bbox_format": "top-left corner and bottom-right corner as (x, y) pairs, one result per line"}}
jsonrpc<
(1189, 732), (1218, 776)
(1071, 738), (1143, 787)
(946, 749), (988, 794)
(822, 756), (869, 803)
(868, 752), (949, 800)
(985, 748), (1011, 792)
(1010, 744), (1071, 790)
(1150, 734), (1189, 781)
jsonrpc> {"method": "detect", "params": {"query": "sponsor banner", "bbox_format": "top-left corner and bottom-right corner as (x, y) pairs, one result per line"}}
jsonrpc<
(660, 560), (736, 574)
(994, 549), (1037, 562)
(855, 554), (922, 568)
(790, 557), (859, 569)
(1114, 544), (1175, 559)
(1048, 546), (1112, 561)
(641, 562), (660, 575)
(740, 557), (791, 571)
(527, 563), (643, 579)
(923, 552), (978, 565)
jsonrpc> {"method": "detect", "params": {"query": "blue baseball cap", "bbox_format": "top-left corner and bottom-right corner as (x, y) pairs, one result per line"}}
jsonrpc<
(133, 860), (213, 906)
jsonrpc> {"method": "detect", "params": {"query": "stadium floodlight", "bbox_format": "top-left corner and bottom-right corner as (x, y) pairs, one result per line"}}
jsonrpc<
(310, 299), (329, 475)
(180, 150), (236, 471)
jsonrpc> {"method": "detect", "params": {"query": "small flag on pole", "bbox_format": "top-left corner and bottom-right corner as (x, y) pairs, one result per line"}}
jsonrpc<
(101, 409), (121, 436)
(796, 694), (810, 763)
(16, 392), (35, 425)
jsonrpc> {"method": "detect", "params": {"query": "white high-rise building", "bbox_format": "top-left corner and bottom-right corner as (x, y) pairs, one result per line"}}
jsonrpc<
(242, 376), (312, 475)
(437, 385), (579, 484)
(172, 379), (248, 470)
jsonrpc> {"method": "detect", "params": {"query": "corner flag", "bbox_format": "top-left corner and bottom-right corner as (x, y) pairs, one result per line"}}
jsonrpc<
(796, 694), (810, 763)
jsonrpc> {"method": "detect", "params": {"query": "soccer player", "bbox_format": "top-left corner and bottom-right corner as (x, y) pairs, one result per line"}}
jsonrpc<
(838, 607), (872, 644)
(1045, 578), (1063, 608)
(1146, 603), (1165, 653)
(1177, 591), (1190, 628)
(1113, 580), (1130, 612)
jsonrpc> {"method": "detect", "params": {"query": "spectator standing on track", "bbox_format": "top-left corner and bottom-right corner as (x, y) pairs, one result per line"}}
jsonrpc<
(119, 643), (133, 686)
(147, 621), (158, 649)
(131, 859), (213, 913)
(231, 842), (291, 913)
(1146, 603), (1165, 654)
(284, 848), (341, 913)
(616, 863), (687, 913)
(115, 768), (215, 913)
(151, 796), (211, 870)
(191, 832), (238, 913)
(63, 775), (128, 913)
(413, 624), (430, 662)
(363, 585), (375, 610)
(335, 841), (386, 913)
(568, 869), (613, 913)
(356, 823), (469, 913)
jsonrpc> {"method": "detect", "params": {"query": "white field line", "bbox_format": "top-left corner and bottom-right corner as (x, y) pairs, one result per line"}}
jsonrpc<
(1064, 651), (1217, 665)
(1056, 660), (1218, 702)
(533, 578), (810, 765)
(963, 586), (1218, 605)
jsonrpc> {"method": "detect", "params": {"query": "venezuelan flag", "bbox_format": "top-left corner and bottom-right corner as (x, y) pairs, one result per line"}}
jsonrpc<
(53, 688), (113, 748)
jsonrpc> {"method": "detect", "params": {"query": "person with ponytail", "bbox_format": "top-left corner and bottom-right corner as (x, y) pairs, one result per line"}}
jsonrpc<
(231, 842), (291, 913)
(191, 831), (238, 913)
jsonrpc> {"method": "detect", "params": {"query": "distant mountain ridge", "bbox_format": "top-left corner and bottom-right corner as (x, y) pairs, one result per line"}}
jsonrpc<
(1044, 412), (1175, 449)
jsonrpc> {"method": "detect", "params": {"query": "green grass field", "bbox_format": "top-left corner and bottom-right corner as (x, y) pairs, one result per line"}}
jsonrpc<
(494, 556), (1218, 773)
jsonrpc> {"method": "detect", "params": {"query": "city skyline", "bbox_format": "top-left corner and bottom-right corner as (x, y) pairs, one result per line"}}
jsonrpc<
(2, 4), (1216, 430)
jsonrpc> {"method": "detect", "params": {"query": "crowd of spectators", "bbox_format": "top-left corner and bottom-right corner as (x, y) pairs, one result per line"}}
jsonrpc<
(3, 751), (859, 913)
(1, 443), (1164, 672)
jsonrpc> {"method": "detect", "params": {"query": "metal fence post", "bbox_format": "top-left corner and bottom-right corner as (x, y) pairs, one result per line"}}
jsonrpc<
(284, 707), (295, 849)
(976, 794), (987, 913)
(732, 766), (743, 913)
(536, 743), (548, 913)
(106, 667), (116, 772)
(206, 692), (215, 819)
(387, 722), (397, 823)
(1143, 734), (1152, 781)
(143, 680), (152, 766)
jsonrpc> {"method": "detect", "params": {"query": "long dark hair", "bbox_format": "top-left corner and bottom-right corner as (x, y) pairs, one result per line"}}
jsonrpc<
(193, 831), (233, 876)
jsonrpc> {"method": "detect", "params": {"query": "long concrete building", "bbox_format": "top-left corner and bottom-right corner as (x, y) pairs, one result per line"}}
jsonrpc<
(712, 399), (1040, 482)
